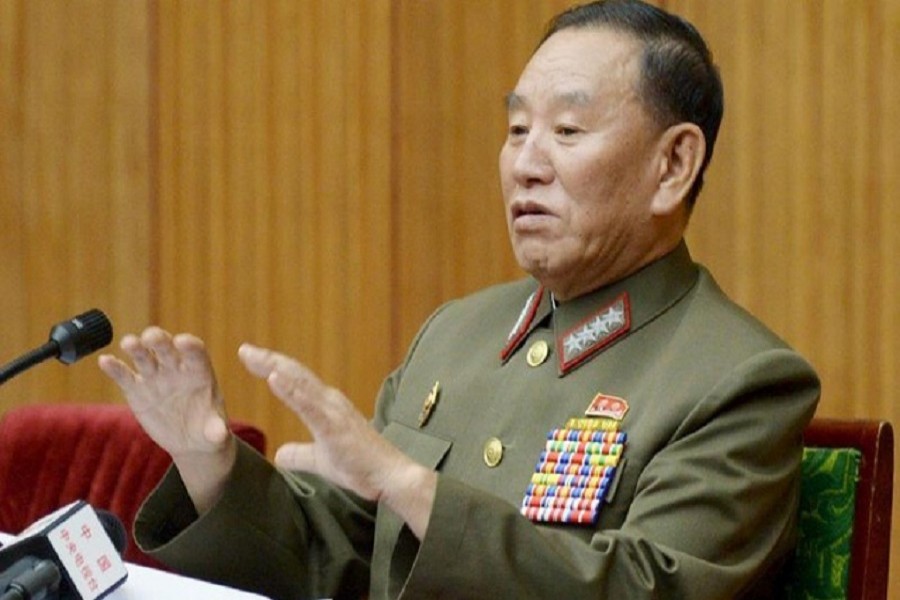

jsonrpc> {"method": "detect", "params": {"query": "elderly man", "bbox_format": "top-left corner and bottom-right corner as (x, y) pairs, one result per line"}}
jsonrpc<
(99, 1), (819, 598)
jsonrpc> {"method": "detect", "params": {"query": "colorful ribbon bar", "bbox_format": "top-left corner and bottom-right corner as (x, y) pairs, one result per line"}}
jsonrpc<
(522, 425), (627, 526)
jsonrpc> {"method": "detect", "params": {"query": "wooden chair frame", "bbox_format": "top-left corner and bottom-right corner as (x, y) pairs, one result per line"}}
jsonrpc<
(803, 418), (894, 600)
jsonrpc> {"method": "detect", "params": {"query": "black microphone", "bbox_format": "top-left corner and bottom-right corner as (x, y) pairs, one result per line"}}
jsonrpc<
(0, 508), (128, 600)
(0, 557), (61, 600)
(0, 310), (113, 386)
(0, 502), (128, 600)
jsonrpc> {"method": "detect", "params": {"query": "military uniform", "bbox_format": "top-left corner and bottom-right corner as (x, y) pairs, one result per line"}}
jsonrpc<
(135, 242), (820, 600)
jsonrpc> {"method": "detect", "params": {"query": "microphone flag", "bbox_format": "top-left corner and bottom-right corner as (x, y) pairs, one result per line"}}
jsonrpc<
(1, 500), (127, 599)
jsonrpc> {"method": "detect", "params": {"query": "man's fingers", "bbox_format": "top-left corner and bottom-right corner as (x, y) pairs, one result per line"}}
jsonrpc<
(121, 334), (158, 375)
(173, 332), (206, 352)
(239, 344), (319, 420)
(239, 345), (320, 402)
(174, 333), (213, 373)
(267, 370), (330, 424)
(143, 327), (183, 370)
(274, 442), (316, 473)
(97, 354), (136, 389)
(238, 343), (281, 379)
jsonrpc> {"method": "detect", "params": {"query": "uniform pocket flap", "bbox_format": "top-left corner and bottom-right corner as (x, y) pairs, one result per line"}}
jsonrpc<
(382, 422), (452, 471)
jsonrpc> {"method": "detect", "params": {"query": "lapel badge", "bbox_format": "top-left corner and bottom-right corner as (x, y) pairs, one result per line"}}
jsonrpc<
(418, 381), (441, 428)
(585, 393), (629, 421)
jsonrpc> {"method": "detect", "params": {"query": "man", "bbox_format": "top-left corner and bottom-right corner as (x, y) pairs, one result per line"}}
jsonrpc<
(99, 1), (819, 598)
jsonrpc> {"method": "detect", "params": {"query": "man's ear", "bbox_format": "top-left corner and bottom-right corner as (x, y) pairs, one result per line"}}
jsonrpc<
(652, 123), (705, 216)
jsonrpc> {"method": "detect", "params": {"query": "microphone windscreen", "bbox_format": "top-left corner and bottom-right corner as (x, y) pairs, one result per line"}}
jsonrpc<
(95, 510), (128, 556)
(48, 309), (113, 365)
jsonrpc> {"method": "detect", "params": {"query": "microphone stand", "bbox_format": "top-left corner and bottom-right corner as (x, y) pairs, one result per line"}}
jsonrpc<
(0, 343), (58, 386)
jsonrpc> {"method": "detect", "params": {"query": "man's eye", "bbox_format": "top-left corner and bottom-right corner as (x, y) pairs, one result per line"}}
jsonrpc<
(556, 126), (580, 136)
(509, 125), (529, 136)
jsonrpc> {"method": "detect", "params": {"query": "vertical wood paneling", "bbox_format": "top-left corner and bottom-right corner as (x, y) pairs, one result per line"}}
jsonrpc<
(877, 4), (900, 595)
(108, 1), (154, 340)
(343, 2), (394, 409)
(879, 2), (900, 427)
(783, 3), (823, 368)
(152, 0), (393, 450)
(0, 1), (151, 406)
(0, 0), (28, 355)
(393, 0), (572, 350)
(820, 1), (861, 407)
(2, 0), (899, 593)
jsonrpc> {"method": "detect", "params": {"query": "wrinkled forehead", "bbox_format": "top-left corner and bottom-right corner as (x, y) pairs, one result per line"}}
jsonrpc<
(509, 27), (644, 109)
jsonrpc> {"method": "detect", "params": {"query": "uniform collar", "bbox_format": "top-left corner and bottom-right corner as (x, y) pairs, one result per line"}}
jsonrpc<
(499, 284), (554, 362)
(500, 241), (699, 376)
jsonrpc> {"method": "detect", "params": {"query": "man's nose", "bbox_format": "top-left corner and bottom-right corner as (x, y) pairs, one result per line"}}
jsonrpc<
(512, 133), (554, 186)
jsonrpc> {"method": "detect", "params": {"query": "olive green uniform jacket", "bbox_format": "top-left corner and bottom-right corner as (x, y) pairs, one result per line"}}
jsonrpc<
(135, 243), (820, 599)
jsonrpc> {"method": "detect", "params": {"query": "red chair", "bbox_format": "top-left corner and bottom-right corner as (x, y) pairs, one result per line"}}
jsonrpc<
(0, 403), (266, 569)
(792, 419), (894, 600)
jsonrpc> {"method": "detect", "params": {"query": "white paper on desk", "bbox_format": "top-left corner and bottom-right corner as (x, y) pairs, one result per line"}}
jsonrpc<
(112, 562), (272, 600)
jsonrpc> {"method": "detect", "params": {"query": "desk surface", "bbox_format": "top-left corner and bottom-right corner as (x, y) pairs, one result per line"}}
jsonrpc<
(114, 561), (271, 599)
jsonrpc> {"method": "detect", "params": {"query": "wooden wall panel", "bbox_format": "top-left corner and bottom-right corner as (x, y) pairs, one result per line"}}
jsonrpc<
(2, 0), (898, 593)
(151, 0), (393, 451)
(393, 0), (573, 349)
(0, 1), (151, 406)
(672, 0), (900, 422)
(0, 0), (27, 367)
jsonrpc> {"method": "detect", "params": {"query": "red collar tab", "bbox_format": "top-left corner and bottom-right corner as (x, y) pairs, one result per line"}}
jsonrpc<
(558, 293), (631, 375)
(500, 285), (545, 362)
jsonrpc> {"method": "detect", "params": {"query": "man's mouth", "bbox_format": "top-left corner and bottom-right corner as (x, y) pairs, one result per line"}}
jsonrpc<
(511, 201), (553, 220)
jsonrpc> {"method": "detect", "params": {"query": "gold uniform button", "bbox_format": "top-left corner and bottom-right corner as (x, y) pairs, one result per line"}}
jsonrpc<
(483, 437), (504, 467)
(526, 340), (549, 367)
